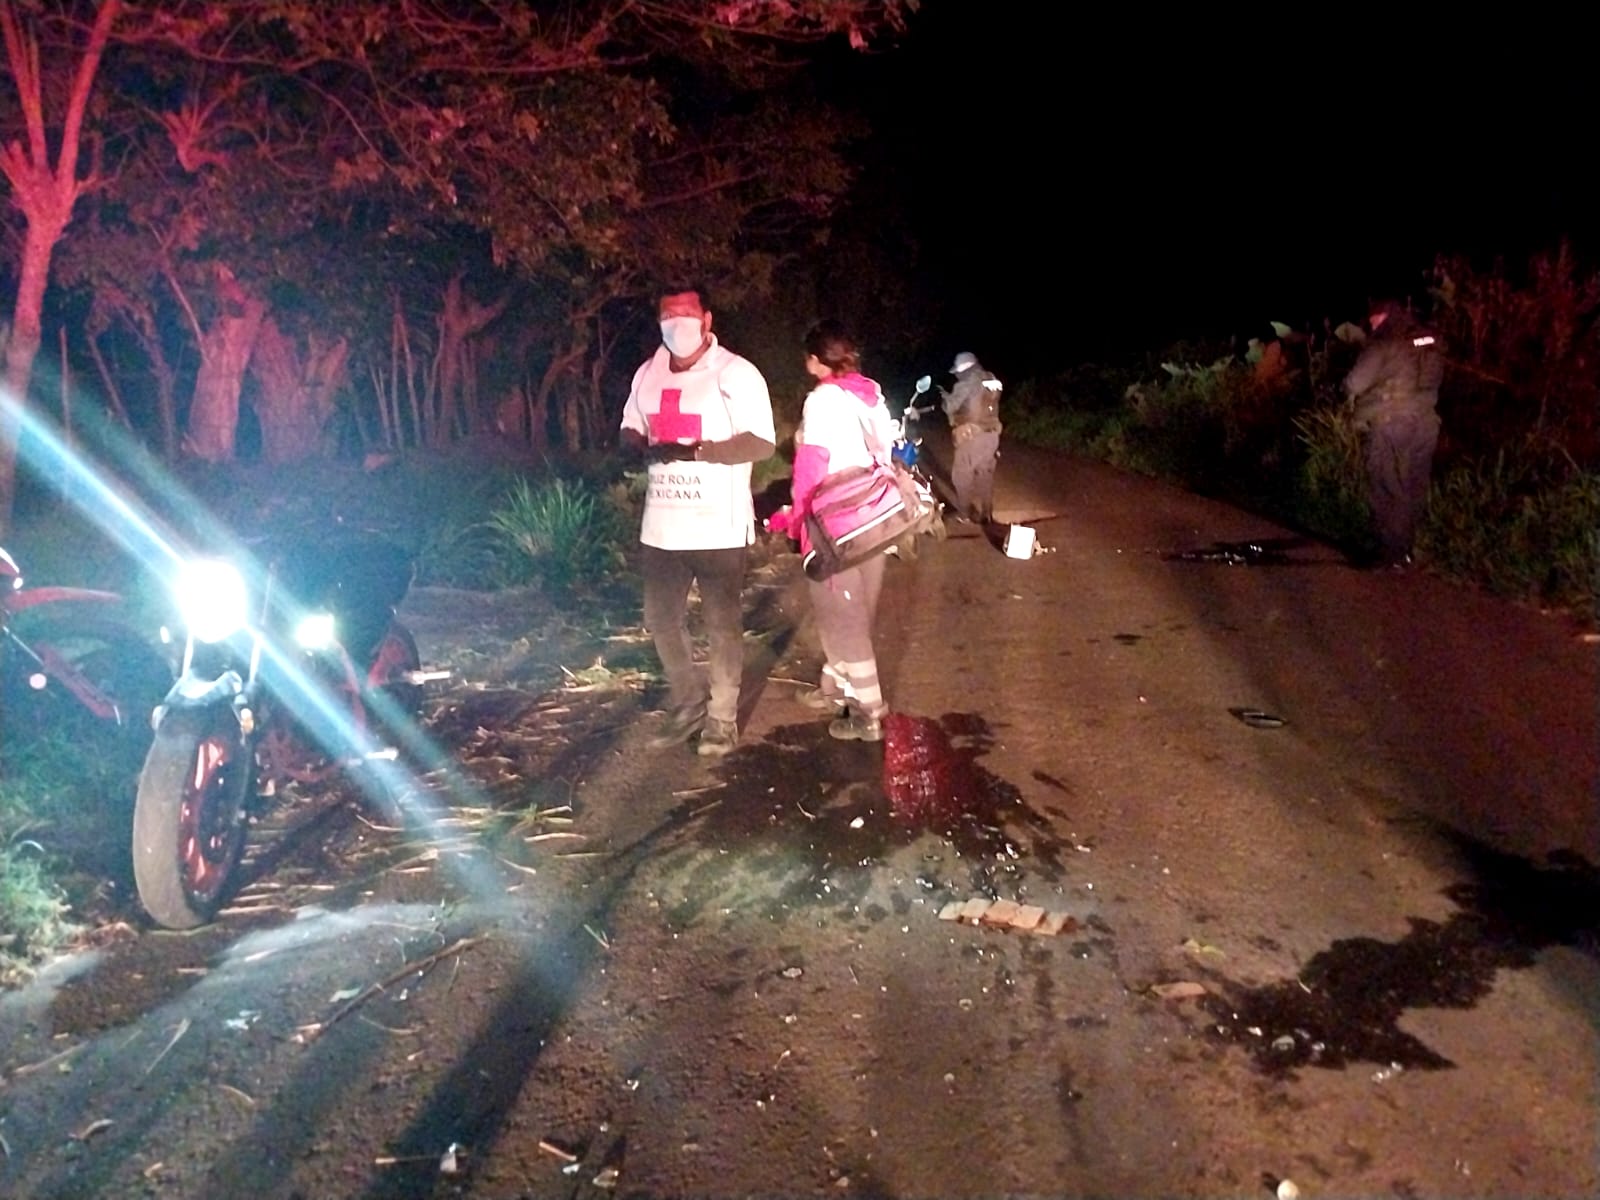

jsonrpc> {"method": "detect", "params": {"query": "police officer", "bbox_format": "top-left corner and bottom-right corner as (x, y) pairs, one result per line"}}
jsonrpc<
(1343, 299), (1444, 568)
(939, 351), (1003, 523)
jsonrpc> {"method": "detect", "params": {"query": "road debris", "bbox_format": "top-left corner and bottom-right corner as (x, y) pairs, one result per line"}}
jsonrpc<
(218, 1083), (257, 1108)
(1164, 539), (1299, 566)
(297, 935), (484, 1043)
(12, 1043), (84, 1078)
(1149, 981), (1208, 1000)
(71, 1118), (113, 1142)
(1276, 1180), (1301, 1200)
(222, 1010), (262, 1032)
(938, 898), (1081, 936)
(1372, 1062), (1405, 1083)
(1229, 707), (1286, 729)
(538, 1139), (578, 1164)
(594, 1165), (620, 1188)
(781, 966), (803, 979)
(1181, 937), (1225, 958)
(439, 1142), (463, 1174)
(145, 1017), (192, 1075)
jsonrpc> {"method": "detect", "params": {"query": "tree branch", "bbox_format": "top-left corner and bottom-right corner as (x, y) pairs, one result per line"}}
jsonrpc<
(59, 0), (123, 195)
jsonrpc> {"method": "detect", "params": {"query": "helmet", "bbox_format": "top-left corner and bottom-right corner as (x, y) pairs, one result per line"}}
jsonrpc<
(950, 351), (978, 374)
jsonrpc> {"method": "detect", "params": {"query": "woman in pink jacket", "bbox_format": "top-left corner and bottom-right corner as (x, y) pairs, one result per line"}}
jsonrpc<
(777, 321), (897, 742)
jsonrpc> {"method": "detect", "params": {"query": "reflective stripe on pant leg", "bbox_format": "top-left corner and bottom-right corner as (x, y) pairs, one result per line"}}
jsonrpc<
(821, 661), (849, 699)
(808, 564), (886, 718)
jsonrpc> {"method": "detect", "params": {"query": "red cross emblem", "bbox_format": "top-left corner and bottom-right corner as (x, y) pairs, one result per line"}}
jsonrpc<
(650, 388), (702, 443)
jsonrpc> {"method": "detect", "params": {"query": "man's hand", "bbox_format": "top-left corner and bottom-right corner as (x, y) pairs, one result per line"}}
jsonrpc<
(648, 440), (699, 464)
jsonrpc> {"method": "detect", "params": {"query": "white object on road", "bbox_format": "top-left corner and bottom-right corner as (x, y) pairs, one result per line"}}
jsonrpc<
(1004, 525), (1036, 559)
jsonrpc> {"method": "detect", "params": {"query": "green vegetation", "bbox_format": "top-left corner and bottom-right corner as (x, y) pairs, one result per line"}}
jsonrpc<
(1006, 247), (1600, 617)
(486, 476), (634, 594)
(0, 739), (103, 984)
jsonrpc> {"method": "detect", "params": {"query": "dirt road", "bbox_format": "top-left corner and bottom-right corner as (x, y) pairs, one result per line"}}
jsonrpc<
(1, 439), (1594, 1199)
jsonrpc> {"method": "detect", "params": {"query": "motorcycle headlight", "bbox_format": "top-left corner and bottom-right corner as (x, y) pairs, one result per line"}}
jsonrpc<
(294, 611), (336, 650)
(176, 559), (249, 643)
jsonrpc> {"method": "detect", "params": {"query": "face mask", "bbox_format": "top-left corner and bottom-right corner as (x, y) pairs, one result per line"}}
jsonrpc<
(660, 316), (705, 358)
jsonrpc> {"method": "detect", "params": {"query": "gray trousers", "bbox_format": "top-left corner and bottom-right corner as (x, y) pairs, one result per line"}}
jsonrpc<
(952, 427), (1001, 520)
(808, 554), (888, 718)
(1363, 411), (1440, 563)
(641, 544), (747, 723)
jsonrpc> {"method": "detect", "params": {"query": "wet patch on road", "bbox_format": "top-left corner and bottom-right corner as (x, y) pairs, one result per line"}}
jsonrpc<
(654, 714), (1069, 928)
(1200, 837), (1599, 1077)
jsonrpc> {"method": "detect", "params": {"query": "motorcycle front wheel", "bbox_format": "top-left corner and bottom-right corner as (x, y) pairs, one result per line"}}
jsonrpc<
(132, 708), (252, 929)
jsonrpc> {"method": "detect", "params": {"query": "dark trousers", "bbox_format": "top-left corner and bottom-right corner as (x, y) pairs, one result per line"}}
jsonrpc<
(952, 428), (1000, 521)
(640, 544), (747, 723)
(1364, 411), (1440, 563)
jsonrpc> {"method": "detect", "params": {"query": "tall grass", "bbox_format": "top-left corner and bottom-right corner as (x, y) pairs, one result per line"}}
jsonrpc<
(1292, 408), (1373, 553)
(0, 739), (95, 983)
(1420, 441), (1600, 612)
(486, 476), (632, 593)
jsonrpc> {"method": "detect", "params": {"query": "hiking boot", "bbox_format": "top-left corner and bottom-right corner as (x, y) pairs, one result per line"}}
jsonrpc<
(828, 712), (883, 742)
(795, 686), (847, 713)
(647, 702), (706, 749)
(696, 717), (738, 757)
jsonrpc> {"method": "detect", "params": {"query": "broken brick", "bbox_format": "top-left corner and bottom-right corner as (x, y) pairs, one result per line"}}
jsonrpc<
(957, 898), (991, 923)
(980, 900), (1021, 927)
(1033, 911), (1078, 937)
(1008, 905), (1045, 931)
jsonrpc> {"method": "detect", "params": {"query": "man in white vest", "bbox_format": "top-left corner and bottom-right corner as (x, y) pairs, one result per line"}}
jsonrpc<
(620, 285), (776, 756)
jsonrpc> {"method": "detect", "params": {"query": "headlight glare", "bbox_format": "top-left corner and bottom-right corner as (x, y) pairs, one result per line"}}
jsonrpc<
(295, 612), (336, 650)
(176, 560), (248, 643)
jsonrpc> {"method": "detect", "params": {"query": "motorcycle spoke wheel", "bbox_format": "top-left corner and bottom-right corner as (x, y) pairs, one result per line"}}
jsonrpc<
(133, 711), (251, 929)
(178, 733), (246, 904)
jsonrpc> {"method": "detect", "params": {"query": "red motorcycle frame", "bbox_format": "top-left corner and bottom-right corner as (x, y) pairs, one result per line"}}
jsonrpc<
(0, 545), (170, 734)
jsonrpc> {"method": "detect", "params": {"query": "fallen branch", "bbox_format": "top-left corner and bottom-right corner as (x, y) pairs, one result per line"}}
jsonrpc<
(72, 1118), (114, 1142)
(12, 1043), (84, 1078)
(145, 1018), (192, 1076)
(298, 936), (484, 1043)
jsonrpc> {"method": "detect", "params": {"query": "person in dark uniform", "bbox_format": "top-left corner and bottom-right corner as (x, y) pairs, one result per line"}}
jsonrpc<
(938, 351), (1003, 523)
(1343, 299), (1444, 567)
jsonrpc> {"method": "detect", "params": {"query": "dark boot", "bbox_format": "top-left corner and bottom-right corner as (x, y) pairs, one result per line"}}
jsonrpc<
(648, 702), (707, 748)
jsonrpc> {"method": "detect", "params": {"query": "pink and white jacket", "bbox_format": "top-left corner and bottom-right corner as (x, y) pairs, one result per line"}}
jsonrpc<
(787, 372), (897, 557)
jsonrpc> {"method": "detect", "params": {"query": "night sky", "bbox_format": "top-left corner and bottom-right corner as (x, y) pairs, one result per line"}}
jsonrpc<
(826, 9), (1597, 378)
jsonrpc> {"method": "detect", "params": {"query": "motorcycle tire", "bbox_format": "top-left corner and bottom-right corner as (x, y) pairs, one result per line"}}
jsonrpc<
(132, 708), (252, 930)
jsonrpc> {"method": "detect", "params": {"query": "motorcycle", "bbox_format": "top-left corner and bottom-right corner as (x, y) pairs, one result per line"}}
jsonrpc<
(887, 375), (948, 550)
(0, 544), (172, 756)
(133, 531), (438, 929)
